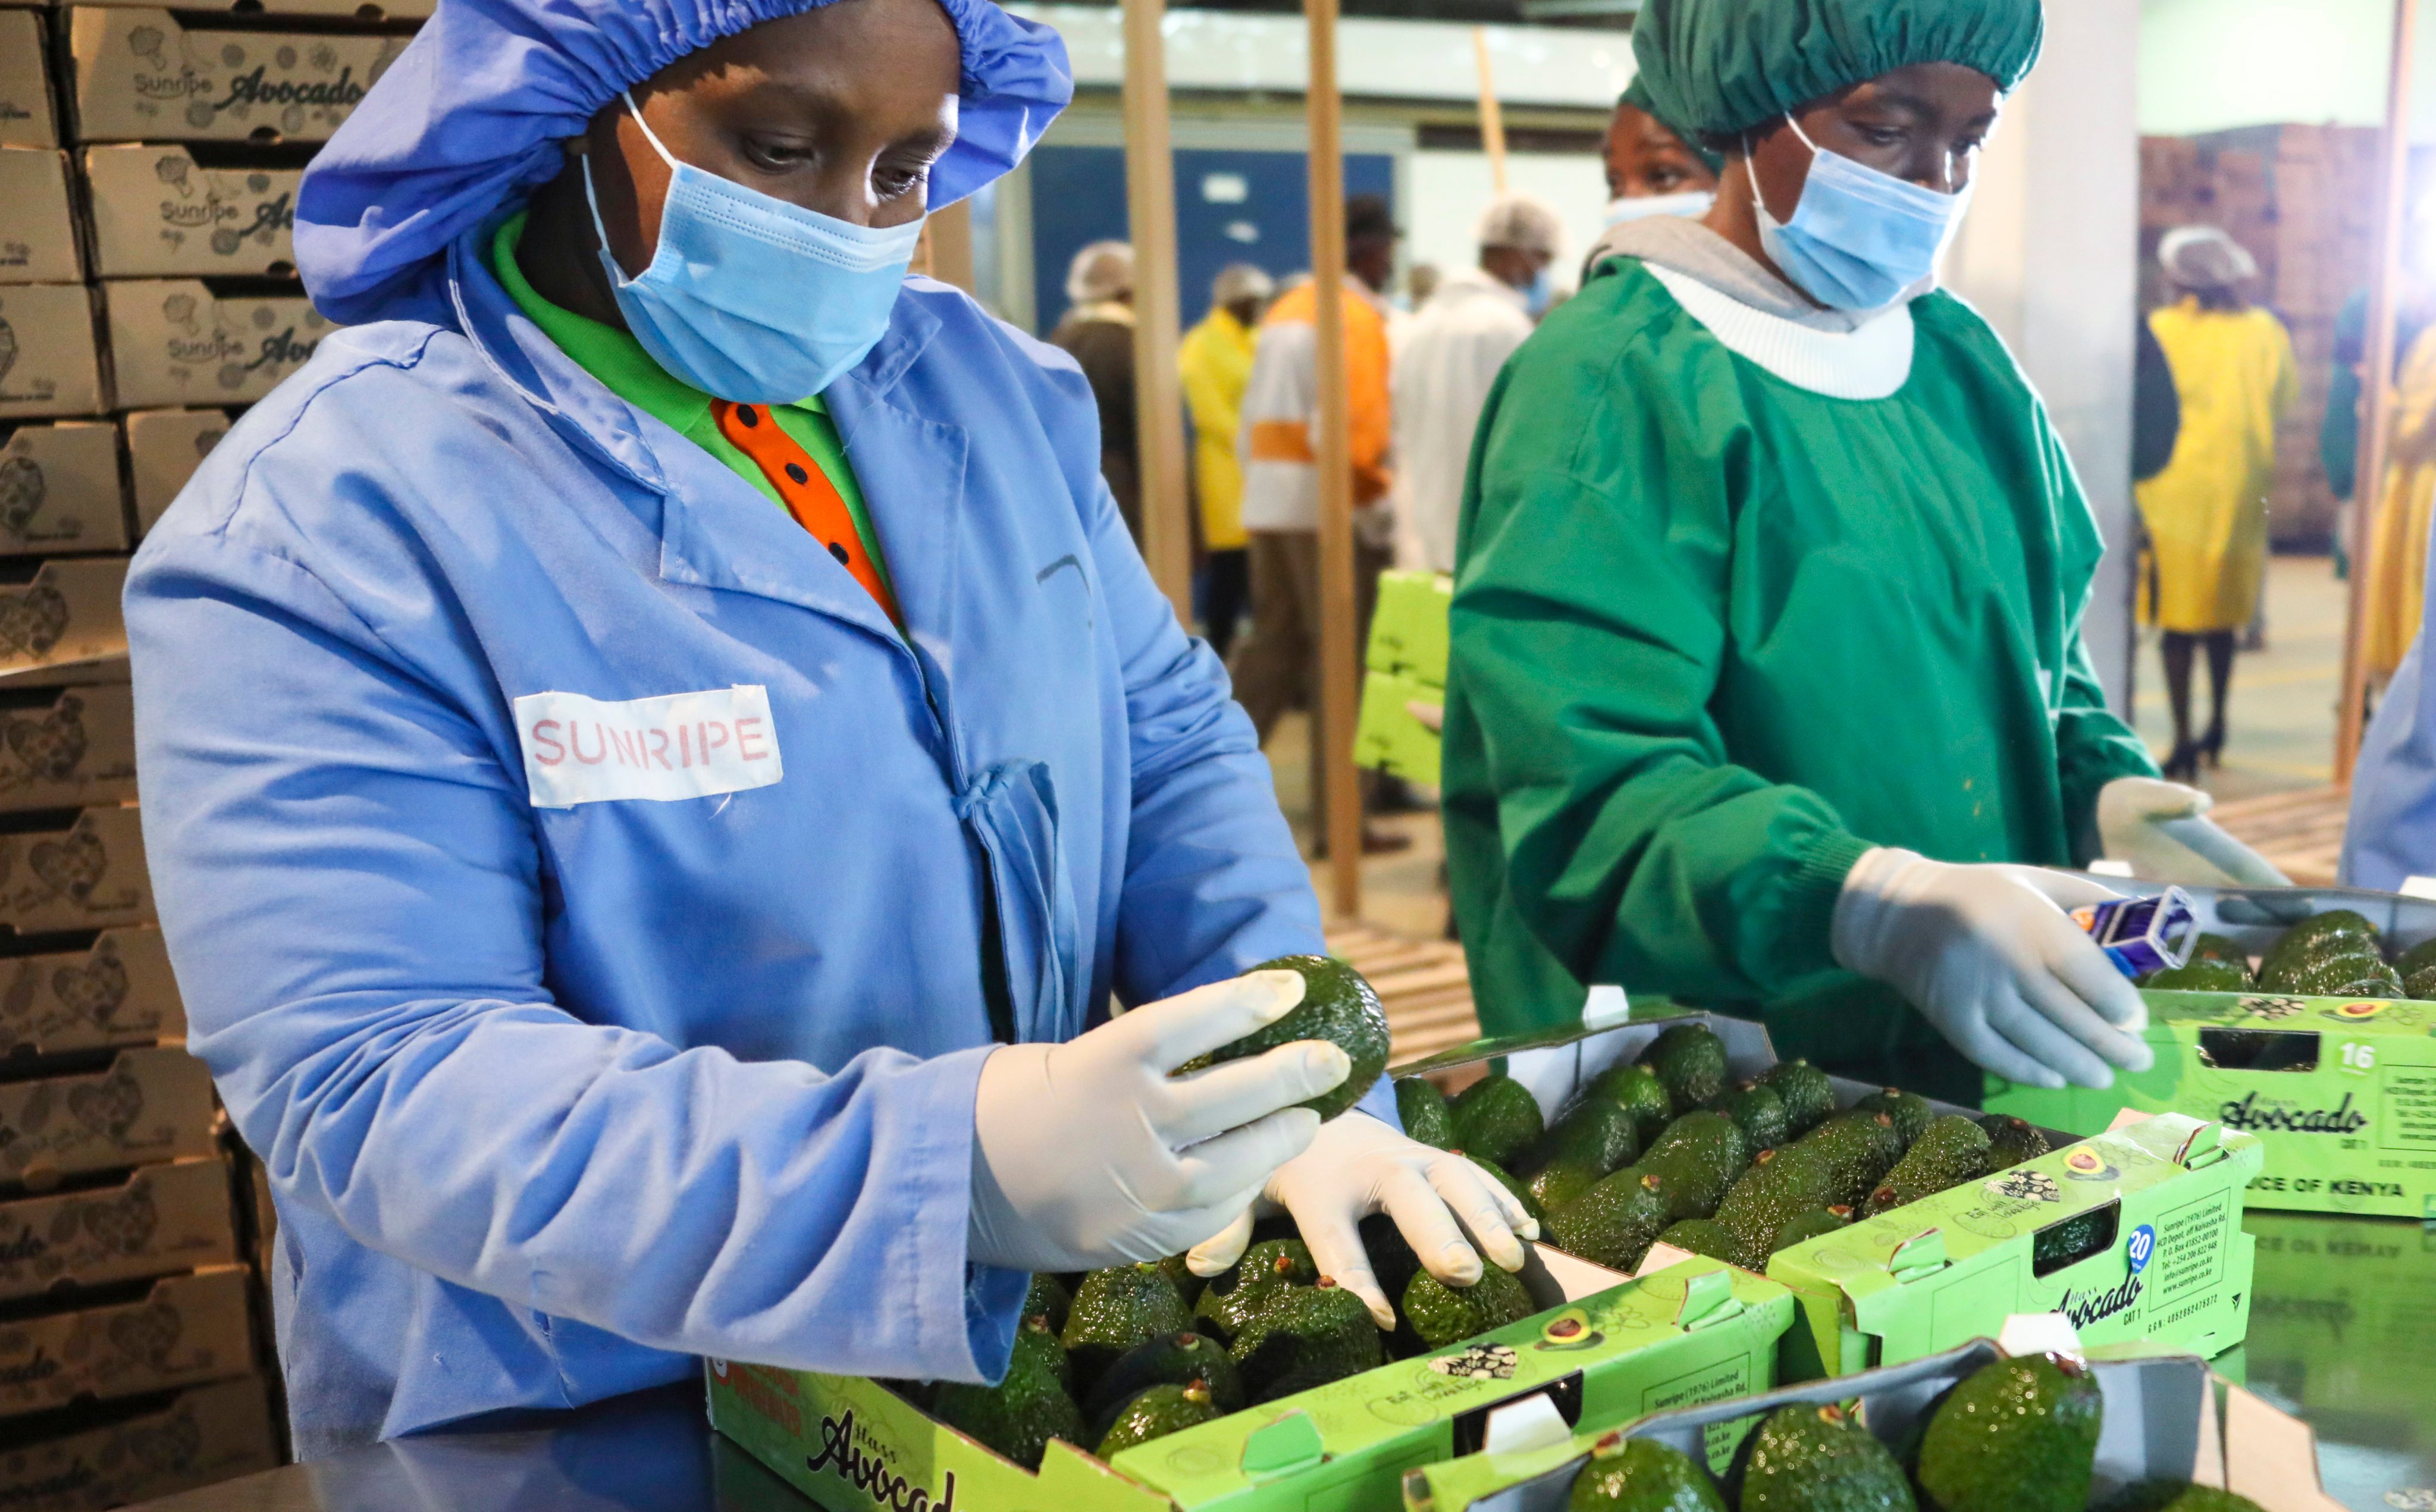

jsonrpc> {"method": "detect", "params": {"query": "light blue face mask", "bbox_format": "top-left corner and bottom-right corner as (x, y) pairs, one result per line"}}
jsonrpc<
(1604, 189), (1716, 226)
(1523, 263), (1554, 316)
(1750, 114), (1971, 312)
(585, 90), (925, 404)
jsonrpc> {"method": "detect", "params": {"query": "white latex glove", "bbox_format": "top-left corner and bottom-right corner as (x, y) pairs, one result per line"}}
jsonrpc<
(2098, 776), (2290, 887)
(967, 971), (1349, 1273)
(1831, 848), (2156, 1092)
(1181, 1112), (1538, 1329)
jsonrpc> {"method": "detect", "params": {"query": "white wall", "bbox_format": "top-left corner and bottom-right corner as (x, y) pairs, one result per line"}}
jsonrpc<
(1406, 150), (1611, 296)
(1949, 0), (2144, 710)
(2139, 0), (2436, 142)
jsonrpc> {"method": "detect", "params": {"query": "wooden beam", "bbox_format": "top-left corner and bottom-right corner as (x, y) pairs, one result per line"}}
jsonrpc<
(1121, 0), (1194, 619)
(2337, 0), (2422, 779)
(1308, 0), (1362, 917)
(1472, 28), (1509, 194)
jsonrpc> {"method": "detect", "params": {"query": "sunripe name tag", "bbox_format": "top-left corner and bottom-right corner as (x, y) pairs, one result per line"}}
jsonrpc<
(515, 685), (783, 808)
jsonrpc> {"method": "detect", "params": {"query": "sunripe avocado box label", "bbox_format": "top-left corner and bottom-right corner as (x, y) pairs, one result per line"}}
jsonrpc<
(1765, 1110), (2259, 1379)
(1987, 991), (2436, 1218)
(704, 1255), (1792, 1512)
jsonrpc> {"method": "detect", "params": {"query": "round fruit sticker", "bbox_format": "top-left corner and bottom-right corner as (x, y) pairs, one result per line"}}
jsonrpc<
(2125, 1223), (2156, 1275)
(2063, 1148), (2120, 1182)
(2331, 1001), (2387, 1020)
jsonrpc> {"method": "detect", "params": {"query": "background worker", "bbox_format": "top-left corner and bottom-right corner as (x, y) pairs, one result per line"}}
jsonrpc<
(1179, 262), (1274, 659)
(1233, 195), (1407, 855)
(1603, 77), (1722, 219)
(1443, 0), (2286, 1105)
(2136, 226), (2296, 780)
(127, 0), (1526, 1455)
(2358, 319), (2436, 697)
(1394, 193), (1562, 575)
(1050, 240), (1143, 544)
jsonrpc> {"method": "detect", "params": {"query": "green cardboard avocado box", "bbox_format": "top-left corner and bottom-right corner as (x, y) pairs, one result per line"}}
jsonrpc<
(704, 1256), (1792, 1512)
(1987, 991), (2436, 1218)
(1764, 1110), (2260, 1379)
(1365, 571), (1451, 686)
(1355, 671), (1441, 788)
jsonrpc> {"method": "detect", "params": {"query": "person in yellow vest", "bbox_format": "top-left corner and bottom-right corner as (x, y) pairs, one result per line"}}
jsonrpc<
(1232, 196), (1403, 855)
(1179, 263), (1274, 659)
(2137, 225), (2296, 780)
(2360, 321), (2436, 695)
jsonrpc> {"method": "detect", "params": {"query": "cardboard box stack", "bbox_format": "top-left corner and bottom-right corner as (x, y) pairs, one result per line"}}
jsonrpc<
(0, 0), (429, 1494)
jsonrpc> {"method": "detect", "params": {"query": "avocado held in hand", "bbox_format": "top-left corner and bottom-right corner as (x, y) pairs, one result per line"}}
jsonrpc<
(1567, 1433), (1726, 1512)
(1402, 1263), (1534, 1348)
(1183, 955), (1389, 1121)
(1914, 1353), (2102, 1512)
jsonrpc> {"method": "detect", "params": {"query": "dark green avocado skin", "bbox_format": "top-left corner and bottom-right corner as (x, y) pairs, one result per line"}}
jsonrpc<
(1183, 955), (1390, 1119)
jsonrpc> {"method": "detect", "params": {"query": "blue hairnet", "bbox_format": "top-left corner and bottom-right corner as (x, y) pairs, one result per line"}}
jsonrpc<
(296, 0), (1072, 325)
(1631, 0), (2042, 141)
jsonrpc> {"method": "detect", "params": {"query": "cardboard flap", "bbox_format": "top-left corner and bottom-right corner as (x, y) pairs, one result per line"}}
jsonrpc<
(2223, 1382), (2344, 1510)
(2092, 1353), (2208, 1492)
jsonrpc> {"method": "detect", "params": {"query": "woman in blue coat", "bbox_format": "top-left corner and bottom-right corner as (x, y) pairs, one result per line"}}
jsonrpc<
(124, 0), (1528, 1457)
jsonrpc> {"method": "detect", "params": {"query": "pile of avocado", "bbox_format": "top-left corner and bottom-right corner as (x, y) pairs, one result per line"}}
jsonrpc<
(918, 1217), (1541, 1469)
(1449, 1024), (2049, 1275)
(2141, 911), (2436, 1000)
(1562, 1352), (2261, 1511)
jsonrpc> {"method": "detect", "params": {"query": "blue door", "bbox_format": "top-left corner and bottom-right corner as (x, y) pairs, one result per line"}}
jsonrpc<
(1027, 145), (1397, 335)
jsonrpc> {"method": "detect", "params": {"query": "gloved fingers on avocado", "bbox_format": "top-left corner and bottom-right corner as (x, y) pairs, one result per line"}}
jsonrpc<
(1164, 1037), (1352, 1143)
(1177, 956), (1391, 1121)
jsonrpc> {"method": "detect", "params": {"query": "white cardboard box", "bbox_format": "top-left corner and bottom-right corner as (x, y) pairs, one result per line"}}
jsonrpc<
(0, 1265), (250, 1412)
(0, 559), (128, 683)
(0, 925), (181, 1058)
(69, 7), (406, 145)
(0, 1376), (277, 1510)
(124, 405), (226, 534)
(0, 285), (106, 419)
(104, 278), (329, 407)
(0, 1157), (234, 1301)
(0, 1046), (217, 1191)
(0, 683), (138, 813)
(0, 12), (58, 150)
(0, 149), (81, 284)
(83, 144), (300, 277)
(0, 419), (128, 554)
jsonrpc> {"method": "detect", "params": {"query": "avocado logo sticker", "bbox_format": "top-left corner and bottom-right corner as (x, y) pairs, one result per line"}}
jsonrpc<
(1532, 1307), (1603, 1352)
(2061, 1148), (2119, 1183)
(2327, 1001), (2387, 1021)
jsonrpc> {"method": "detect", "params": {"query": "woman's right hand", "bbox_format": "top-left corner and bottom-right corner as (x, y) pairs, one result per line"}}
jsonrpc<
(966, 970), (1350, 1273)
(1830, 848), (2155, 1091)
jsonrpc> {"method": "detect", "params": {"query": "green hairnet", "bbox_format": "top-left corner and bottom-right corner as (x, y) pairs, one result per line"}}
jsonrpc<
(1629, 0), (2045, 141)
(1618, 76), (1726, 176)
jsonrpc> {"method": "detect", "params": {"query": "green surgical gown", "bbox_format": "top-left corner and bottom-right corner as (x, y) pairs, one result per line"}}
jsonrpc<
(1441, 258), (2156, 1104)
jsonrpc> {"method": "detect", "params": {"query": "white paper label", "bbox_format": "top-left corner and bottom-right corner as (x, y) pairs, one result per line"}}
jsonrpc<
(515, 685), (782, 809)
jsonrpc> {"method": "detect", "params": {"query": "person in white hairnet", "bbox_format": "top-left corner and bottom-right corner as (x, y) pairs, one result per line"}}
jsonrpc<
(1392, 193), (1562, 573)
(1052, 239), (1144, 541)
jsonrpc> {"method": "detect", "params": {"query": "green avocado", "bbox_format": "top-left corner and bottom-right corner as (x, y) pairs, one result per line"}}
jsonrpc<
(2262, 909), (2380, 970)
(1194, 1240), (1316, 1341)
(1716, 1081), (1790, 1152)
(1529, 1157), (1606, 1215)
(2142, 957), (2252, 991)
(1638, 1024), (1730, 1108)
(2032, 1210), (2112, 1272)
(1867, 1115), (1993, 1214)
(1024, 1273), (1073, 1336)
(1402, 1263), (1535, 1347)
(1655, 1219), (1754, 1270)
(2263, 949), (2402, 997)
(1851, 1088), (1934, 1148)
(1548, 1168), (1675, 1271)
(1095, 1380), (1222, 1458)
(2408, 964), (2436, 1002)
(1584, 1064), (1676, 1147)
(1451, 1074), (1547, 1168)
(2095, 1484), (2267, 1512)
(2397, 936), (2436, 978)
(1732, 1403), (1914, 1511)
(1914, 1353), (2103, 1512)
(1759, 1060), (1836, 1138)
(2187, 932), (2252, 967)
(1465, 1155), (1547, 1229)
(1065, 1264), (1195, 1389)
(1227, 1278), (1384, 1401)
(1638, 1111), (1753, 1220)
(1396, 1077), (1457, 1149)
(1715, 1146), (1840, 1261)
(1767, 1204), (1854, 1256)
(1528, 1097), (1641, 1176)
(1567, 1433), (1728, 1512)
(1185, 955), (1388, 1120)
(1081, 1331), (1243, 1437)
(1359, 1213), (1424, 1305)
(1977, 1115), (2051, 1171)
(1798, 1111), (1906, 1207)
(933, 1315), (1088, 1470)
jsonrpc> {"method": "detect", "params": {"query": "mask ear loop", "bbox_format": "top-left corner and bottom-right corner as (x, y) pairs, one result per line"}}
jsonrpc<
(1747, 114), (1820, 227)
(582, 90), (681, 287)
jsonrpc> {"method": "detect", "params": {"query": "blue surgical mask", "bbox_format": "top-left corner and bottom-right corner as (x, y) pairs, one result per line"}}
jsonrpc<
(1523, 265), (1554, 316)
(1604, 189), (1716, 226)
(584, 90), (924, 403)
(1750, 114), (1970, 311)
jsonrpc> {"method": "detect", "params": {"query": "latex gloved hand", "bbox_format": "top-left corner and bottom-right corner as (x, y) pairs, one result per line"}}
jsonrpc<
(1181, 1112), (1537, 1329)
(968, 971), (1349, 1274)
(1831, 848), (2156, 1092)
(2098, 776), (2290, 887)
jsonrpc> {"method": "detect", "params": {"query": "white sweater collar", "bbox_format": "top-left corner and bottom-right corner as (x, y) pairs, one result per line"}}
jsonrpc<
(1643, 262), (1916, 401)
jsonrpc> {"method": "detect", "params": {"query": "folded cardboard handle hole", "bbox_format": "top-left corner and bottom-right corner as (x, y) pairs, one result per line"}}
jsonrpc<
(2032, 1199), (2121, 1279)
(2197, 1029), (2319, 1073)
(1449, 1371), (1582, 1458)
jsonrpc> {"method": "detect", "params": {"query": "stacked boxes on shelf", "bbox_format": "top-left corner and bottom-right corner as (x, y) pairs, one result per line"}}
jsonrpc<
(0, 0), (429, 1494)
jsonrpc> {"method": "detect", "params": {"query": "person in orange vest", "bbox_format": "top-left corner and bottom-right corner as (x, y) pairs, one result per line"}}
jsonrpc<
(1231, 195), (1405, 856)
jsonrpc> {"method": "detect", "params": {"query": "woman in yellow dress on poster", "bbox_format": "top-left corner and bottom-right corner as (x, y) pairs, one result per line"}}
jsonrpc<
(2137, 226), (2297, 779)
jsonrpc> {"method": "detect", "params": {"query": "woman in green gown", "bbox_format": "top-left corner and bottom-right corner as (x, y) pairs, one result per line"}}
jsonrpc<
(1442, 0), (2285, 1103)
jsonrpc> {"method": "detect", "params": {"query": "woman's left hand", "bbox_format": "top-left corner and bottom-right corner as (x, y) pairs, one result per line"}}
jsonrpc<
(1182, 1112), (1538, 1329)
